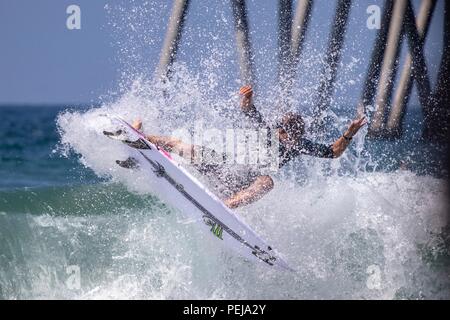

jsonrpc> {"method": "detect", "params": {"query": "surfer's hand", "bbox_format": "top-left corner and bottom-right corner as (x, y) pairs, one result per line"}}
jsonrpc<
(132, 119), (143, 131)
(239, 85), (253, 112)
(239, 85), (253, 99)
(224, 197), (239, 209)
(345, 116), (367, 138)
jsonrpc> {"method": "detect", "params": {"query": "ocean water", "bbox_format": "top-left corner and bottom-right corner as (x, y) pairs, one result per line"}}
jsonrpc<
(0, 0), (449, 299)
(0, 99), (448, 299)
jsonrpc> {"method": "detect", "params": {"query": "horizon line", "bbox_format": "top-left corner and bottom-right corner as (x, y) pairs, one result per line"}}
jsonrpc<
(0, 102), (102, 108)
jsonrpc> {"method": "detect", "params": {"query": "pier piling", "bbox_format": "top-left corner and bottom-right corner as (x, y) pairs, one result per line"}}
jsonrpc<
(231, 0), (255, 87)
(357, 0), (394, 117)
(369, 0), (408, 137)
(425, 0), (450, 141)
(156, 0), (190, 80)
(312, 0), (352, 133)
(386, 0), (436, 137)
(155, 0), (446, 142)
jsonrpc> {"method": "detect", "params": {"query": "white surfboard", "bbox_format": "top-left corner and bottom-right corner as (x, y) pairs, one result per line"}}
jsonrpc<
(103, 115), (292, 271)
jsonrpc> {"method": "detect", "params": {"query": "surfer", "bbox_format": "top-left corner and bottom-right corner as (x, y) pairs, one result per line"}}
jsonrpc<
(131, 85), (367, 209)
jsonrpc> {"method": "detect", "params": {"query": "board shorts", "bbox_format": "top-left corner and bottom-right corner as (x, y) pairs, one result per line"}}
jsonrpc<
(191, 146), (264, 199)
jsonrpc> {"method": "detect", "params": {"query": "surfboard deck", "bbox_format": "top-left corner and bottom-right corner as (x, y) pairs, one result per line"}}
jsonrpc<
(103, 115), (292, 271)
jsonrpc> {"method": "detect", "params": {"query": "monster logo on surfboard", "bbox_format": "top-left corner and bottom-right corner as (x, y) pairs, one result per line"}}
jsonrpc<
(102, 115), (292, 270)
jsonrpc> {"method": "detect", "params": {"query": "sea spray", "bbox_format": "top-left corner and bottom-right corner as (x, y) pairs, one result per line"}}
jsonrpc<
(51, 70), (450, 299)
(1, 0), (448, 299)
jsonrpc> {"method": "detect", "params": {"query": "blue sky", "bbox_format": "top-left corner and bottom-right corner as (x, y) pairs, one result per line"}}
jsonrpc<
(0, 0), (445, 106)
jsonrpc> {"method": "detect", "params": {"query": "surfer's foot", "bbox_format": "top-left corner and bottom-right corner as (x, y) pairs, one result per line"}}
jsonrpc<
(132, 119), (143, 131)
(116, 157), (139, 169)
(103, 129), (123, 137)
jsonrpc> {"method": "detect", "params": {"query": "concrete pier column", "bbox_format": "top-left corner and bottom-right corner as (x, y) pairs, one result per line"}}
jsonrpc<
(357, 0), (394, 117)
(425, 0), (450, 140)
(156, 0), (190, 80)
(369, 0), (408, 137)
(311, 0), (352, 133)
(279, 0), (314, 102)
(278, 0), (293, 86)
(291, 0), (314, 67)
(386, 0), (436, 137)
(231, 0), (255, 86)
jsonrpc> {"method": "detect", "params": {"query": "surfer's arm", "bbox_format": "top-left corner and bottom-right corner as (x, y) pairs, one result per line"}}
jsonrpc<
(240, 85), (267, 127)
(330, 136), (351, 158)
(331, 116), (367, 158)
(224, 175), (274, 209)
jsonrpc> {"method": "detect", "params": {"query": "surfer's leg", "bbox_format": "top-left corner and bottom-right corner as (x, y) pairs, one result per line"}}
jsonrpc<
(146, 135), (182, 152)
(145, 134), (199, 162)
(146, 134), (227, 165)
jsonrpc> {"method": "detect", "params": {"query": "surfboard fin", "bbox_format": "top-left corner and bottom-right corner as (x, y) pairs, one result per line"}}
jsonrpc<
(104, 129), (150, 150)
(123, 139), (150, 150)
(116, 157), (139, 169)
(103, 129), (123, 137)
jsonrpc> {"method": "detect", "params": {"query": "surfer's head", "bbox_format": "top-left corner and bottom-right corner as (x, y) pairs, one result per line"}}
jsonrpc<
(276, 112), (305, 143)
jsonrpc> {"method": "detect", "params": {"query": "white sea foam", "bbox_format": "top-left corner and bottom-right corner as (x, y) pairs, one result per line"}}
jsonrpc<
(47, 0), (449, 298)
(52, 72), (449, 299)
